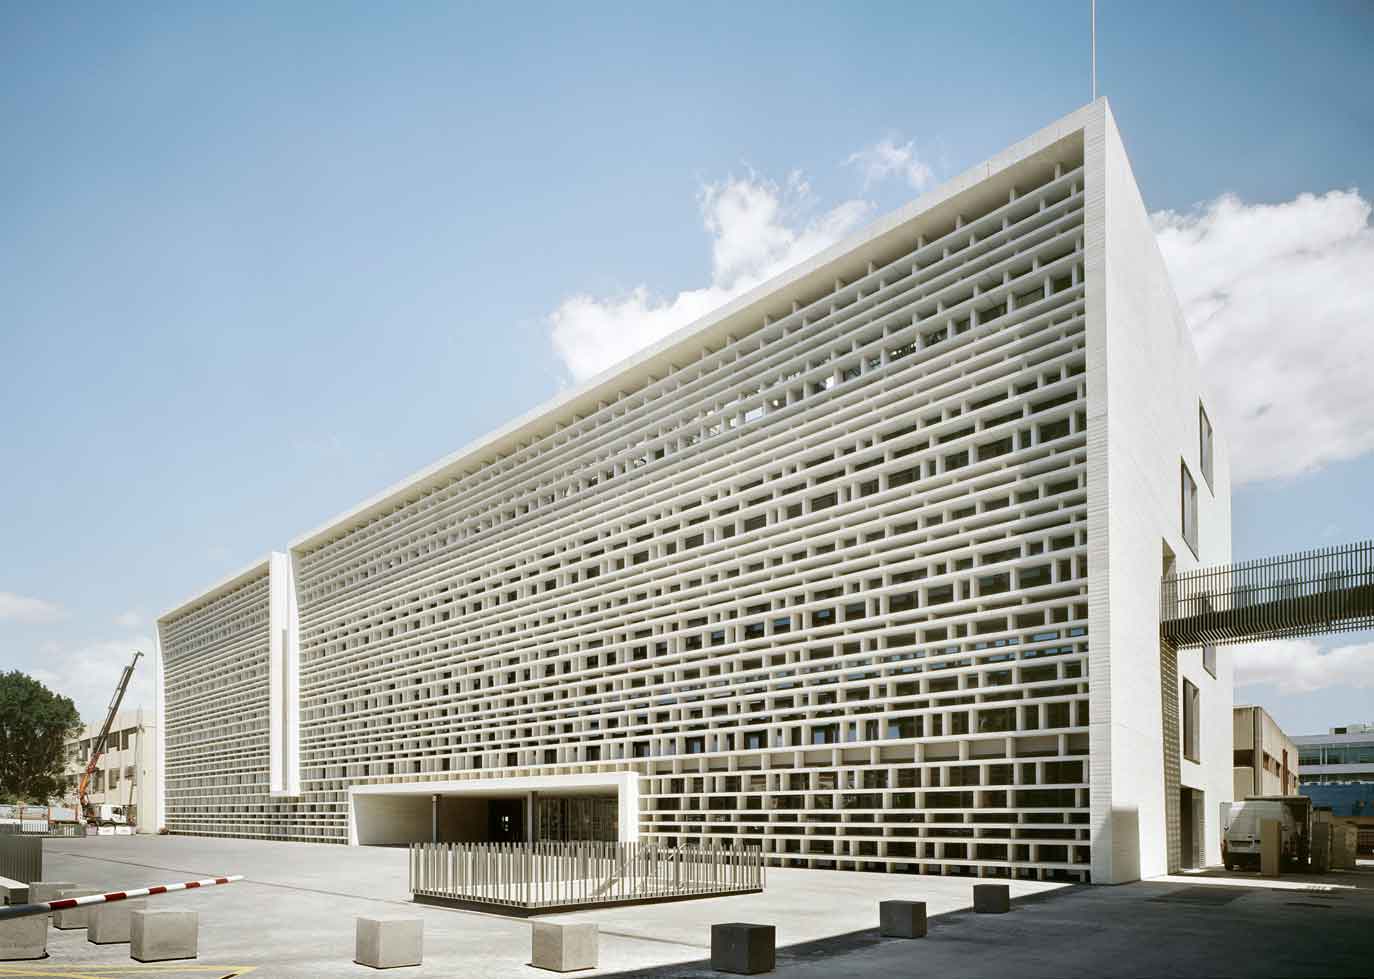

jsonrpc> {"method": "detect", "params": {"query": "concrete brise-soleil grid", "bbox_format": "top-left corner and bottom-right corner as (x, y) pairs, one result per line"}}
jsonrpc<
(161, 130), (1093, 881)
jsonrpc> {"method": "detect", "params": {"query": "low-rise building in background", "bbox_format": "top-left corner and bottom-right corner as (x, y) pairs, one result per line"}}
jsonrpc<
(1233, 705), (1298, 799)
(62, 708), (158, 832)
(1296, 722), (1374, 855)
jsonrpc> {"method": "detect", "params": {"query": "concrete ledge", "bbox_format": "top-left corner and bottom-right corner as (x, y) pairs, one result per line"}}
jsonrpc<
(53, 889), (99, 930)
(89, 899), (142, 944)
(973, 884), (1011, 914)
(710, 922), (775, 975)
(879, 900), (927, 938)
(355, 916), (422, 970)
(532, 921), (597, 972)
(131, 909), (198, 963)
(0, 877), (28, 907)
(0, 914), (46, 961)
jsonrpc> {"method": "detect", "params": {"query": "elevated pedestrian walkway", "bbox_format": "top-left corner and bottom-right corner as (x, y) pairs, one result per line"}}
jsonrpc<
(1161, 540), (1374, 648)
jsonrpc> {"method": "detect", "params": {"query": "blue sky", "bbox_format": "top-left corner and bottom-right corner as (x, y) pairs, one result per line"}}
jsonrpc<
(2, 1), (1372, 734)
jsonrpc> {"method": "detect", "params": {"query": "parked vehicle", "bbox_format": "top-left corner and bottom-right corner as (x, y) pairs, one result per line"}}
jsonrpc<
(1220, 796), (1312, 870)
(88, 803), (130, 828)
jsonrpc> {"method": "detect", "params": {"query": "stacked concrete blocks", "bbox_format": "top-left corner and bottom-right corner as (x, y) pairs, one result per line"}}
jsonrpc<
(131, 909), (198, 963)
(531, 921), (598, 972)
(88, 898), (143, 944)
(355, 917), (423, 970)
(53, 888), (99, 930)
(711, 923), (775, 975)
(27, 881), (74, 916)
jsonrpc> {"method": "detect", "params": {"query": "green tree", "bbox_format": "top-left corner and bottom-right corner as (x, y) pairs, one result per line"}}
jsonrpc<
(0, 671), (82, 803)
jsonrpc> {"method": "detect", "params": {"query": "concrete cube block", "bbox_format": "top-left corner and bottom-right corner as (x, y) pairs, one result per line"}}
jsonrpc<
(53, 888), (99, 930)
(355, 916), (422, 970)
(131, 909), (198, 963)
(710, 922), (775, 975)
(88, 898), (142, 944)
(973, 883), (1010, 914)
(28, 881), (75, 918)
(0, 914), (47, 961)
(532, 921), (598, 972)
(0, 881), (28, 907)
(879, 900), (927, 938)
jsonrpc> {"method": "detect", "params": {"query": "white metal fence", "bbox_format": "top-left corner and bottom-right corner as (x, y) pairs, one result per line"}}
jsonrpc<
(410, 841), (764, 910)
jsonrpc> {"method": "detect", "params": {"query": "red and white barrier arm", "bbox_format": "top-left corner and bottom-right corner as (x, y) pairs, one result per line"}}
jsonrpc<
(0, 874), (243, 921)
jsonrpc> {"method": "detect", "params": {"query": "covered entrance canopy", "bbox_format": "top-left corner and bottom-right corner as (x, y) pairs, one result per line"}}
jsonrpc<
(347, 772), (638, 847)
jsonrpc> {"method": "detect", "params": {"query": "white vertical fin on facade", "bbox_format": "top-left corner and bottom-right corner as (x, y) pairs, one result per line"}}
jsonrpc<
(269, 550), (301, 796)
(152, 628), (166, 833)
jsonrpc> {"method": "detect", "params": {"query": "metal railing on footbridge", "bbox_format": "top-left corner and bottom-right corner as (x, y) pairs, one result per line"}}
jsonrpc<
(1161, 540), (1374, 647)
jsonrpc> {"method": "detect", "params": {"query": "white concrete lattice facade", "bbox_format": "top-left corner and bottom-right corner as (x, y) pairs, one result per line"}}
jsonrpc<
(155, 101), (1233, 884)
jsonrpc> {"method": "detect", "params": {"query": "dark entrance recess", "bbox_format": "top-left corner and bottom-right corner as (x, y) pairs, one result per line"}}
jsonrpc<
(488, 798), (525, 843)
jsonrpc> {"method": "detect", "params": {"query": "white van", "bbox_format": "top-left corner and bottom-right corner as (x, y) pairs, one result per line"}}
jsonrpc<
(1220, 800), (1297, 870)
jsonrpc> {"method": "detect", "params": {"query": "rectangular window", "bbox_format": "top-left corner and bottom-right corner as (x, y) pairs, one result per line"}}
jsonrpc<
(1182, 679), (1201, 763)
(1202, 643), (1216, 679)
(1181, 463), (1199, 555)
(1199, 403), (1214, 490)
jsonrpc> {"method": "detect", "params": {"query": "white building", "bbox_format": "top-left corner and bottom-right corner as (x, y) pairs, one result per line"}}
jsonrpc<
(155, 100), (1232, 884)
(63, 709), (158, 831)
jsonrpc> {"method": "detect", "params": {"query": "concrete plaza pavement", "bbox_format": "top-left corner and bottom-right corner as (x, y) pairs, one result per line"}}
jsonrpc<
(27, 835), (1060, 977)
(12, 835), (1372, 978)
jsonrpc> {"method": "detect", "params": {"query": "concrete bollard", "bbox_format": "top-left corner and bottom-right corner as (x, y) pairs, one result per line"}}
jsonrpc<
(53, 889), (100, 930)
(711, 922), (775, 975)
(131, 909), (198, 963)
(355, 916), (423, 970)
(973, 883), (1011, 914)
(879, 900), (927, 938)
(0, 880), (29, 907)
(0, 915), (47, 961)
(27, 881), (75, 920)
(88, 898), (143, 944)
(1312, 820), (1332, 874)
(1333, 825), (1358, 870)
(1260, 819), (1282, 877)
(531, 921), (598, 972)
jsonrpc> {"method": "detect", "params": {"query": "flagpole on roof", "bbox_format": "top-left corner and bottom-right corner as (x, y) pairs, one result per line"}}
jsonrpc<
(1092, 0), (1098, 101)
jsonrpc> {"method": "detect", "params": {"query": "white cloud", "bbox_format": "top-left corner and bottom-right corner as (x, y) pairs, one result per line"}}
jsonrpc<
(115, 610), (142, 628)
(0, 591), (64, 624)
(549, 170), (871, 382)
(1153, 190), (1374, 484)
(845, 135), (935, 191)
(28, 637), (156, 725)
(1234, 637), (1374, 694)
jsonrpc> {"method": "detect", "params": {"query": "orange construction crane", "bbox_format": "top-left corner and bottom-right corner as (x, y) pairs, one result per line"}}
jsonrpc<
(77, 650), (143, 825)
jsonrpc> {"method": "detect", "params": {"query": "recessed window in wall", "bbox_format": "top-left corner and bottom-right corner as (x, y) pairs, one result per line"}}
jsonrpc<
(1182, 679), (1201, 763)
(1181, 463), (1199, 556)
(1202, 643), (1216, 679)
(1199, 403), (1214, 490)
